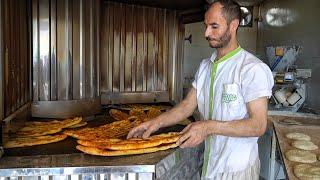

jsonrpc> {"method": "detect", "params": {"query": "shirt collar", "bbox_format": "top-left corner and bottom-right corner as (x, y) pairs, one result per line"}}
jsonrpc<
(210, 46), (242, 64)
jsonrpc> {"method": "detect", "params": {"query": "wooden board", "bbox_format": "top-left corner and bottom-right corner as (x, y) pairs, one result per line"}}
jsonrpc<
(273, 122), (320, 180)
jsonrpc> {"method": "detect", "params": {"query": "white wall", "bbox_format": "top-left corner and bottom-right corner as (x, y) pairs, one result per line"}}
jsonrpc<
(183, 22), (213, 88)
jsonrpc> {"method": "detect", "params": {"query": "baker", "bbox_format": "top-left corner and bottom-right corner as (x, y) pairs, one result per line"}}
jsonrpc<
(127, 0), (274, 179)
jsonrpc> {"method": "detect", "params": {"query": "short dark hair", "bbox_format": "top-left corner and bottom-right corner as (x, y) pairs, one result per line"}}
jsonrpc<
(209, 0), (241, 24)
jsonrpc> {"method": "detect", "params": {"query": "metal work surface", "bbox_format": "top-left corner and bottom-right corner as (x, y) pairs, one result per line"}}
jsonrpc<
(0, 110), (203, 179)
(273, 120), (320, 180)
(0, 141), (203, 179)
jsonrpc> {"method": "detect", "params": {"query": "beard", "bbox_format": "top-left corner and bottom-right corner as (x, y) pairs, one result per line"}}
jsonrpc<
(206, 28), (231, 48)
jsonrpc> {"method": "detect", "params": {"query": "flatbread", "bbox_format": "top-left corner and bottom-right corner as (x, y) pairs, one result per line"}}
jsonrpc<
(146, 108), (162, 119)
(4, 134), (68, 148)
(129, 108), (147, 120)
(19, 117), (83, 131)
(292, 140), (318, 151)
(66, 121), (87, 129)
(109, 109), (130, 121)
(64, 117), (142, 140)
(286, 132), (311, 141)
(12, 117), (83, 137)
(76, 143), (178, 156)
(77, 132), (180, 150)
(293, 164), (320, 180)
(285, 149), (317, 163)
(14, 128), (63, 137)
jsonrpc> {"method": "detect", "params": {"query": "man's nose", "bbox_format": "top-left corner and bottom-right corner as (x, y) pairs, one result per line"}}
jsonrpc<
(205, 27), (211, 39)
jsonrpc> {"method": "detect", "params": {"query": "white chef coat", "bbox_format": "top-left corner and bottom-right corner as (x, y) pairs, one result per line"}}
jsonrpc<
(192, 46), (274, 179)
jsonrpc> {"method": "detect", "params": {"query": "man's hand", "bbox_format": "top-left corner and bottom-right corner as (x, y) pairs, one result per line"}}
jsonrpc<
(127, 119), (161, 139)
(177, 121), (210, 148)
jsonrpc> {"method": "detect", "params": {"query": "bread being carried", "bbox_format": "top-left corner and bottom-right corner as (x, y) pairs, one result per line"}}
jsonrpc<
(76, 132), (180, 156)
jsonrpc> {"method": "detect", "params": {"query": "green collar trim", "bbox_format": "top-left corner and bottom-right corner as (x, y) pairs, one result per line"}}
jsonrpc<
(213, 46), (242, 64)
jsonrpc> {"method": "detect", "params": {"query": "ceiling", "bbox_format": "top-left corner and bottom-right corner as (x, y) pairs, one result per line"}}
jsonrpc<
(105, 0), (265, 10)
(105, 0), (207, 10)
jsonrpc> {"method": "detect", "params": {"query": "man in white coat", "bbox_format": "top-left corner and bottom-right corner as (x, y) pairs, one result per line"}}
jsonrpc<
(127, 0), (274, 179)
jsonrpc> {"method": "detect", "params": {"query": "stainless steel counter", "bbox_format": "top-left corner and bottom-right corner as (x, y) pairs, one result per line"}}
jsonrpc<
(0, 143), (204, 179)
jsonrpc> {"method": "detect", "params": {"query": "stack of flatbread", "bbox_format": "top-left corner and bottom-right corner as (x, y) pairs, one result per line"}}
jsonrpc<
(64, 116), (143, 140)
(76, 132), (180, 156)
(109, 107), (191, 125)
(4, 117), (85, 148)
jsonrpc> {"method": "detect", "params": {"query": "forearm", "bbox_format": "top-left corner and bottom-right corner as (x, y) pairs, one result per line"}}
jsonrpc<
(206, 117), (267, 137)
(156, 99), (196, 128)
(154, 88), (197, 128)
(205, 97), (269, 137)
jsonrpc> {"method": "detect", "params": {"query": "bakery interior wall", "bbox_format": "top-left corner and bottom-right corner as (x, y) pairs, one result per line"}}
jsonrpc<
(257, 0), (320, 113)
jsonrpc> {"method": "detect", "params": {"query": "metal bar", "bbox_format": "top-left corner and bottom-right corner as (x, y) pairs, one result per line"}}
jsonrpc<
(119, 3), (125, 92)
(10, 0), (17, 113)
(0, 0), (3, 120)
(19, 0), (28, 107)
(2, 102), (31, 123)
(269, 129), (276, 180)
(32, 0), (39, 101)
(112, 3), (120, 92)
(163, 10), (168, 91)
(142, 7), (147, 92)
(79, 0), (85, 99)
(101, 91), (169, 104)
(146, 8), (154, 92)
(107, 2), (114, 93)
(72, 0), (80, 99)
(135, 5), (144, 92)
(31, 97), (100, 118)
(39, 0), (50, 101)
(131, 5), (136, 92)
(50, 0), (57, 100)
(124, 5), (132, 92)
(95, 0), (100, 97)
(84, 0), (91, 97)
(16, 0), (22, 108)
(89, 0), (94, 98)
(157, 9), (164, 91)
(57, 0), (71, 100)
(0, 166), (155, 177)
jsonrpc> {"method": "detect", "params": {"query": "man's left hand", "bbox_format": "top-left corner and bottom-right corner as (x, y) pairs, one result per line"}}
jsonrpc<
(177, 121), (210, 148)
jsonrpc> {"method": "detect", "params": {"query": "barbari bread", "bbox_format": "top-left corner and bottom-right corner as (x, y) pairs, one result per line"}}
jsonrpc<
(77, 132), (180, 150)
(64, 116), (142, 140)
(109, 109), (130, 121)
(76, 143), (178, 156)
(4, 134), (68, 148)
(13, 117), (83, 137)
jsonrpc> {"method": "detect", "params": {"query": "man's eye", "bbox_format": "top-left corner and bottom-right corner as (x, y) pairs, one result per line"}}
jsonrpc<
(211, 25), (218, 29)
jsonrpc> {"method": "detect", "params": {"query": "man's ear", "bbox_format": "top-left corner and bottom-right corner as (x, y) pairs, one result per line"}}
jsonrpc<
(230, 19), (239, 33)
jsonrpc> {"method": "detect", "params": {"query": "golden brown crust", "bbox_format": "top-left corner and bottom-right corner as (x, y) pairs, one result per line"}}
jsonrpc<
(129, 108), (147, 120)
(109, 109), (130, 121)
(66, 121), (88, 129)
(77, 132), (180, 150)
(76, 143), (178, 156)
(4, 134), (68, 148)
(15, 117), (83, 137)
(63, 117), (143, 140)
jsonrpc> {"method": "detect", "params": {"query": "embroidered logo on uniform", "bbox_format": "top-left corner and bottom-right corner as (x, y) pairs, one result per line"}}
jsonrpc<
(222, 93), (237, 103)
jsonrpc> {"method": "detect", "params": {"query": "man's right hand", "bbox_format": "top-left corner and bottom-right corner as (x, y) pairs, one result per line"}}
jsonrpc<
(127, 119), (161, 139)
